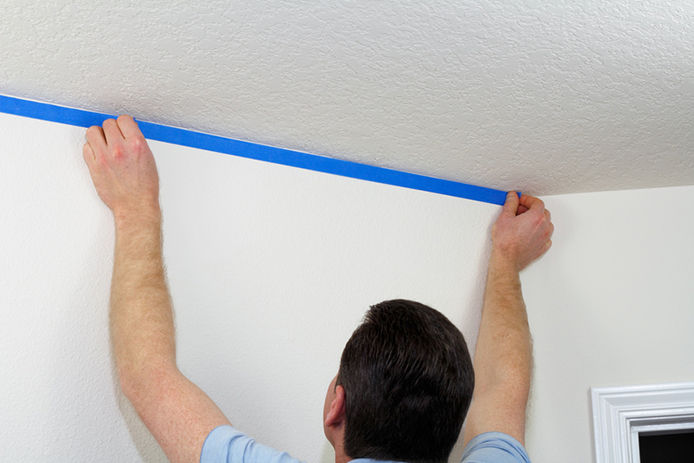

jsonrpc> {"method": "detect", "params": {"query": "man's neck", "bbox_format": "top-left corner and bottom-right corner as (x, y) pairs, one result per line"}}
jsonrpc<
(333, 439), (350, 463)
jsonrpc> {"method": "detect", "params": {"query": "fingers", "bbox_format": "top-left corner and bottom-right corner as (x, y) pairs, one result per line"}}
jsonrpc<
(82, 143), (95, 163)
(85, 116), (141, 162)
(102, 118), (124, 146)
(521, 195), (554, 242)
(503, 191), (520, 216)
(519, 194), (545, 212)
(85, 125), (107, 156)
(116, 115), (144, 140)
(82, 143), (100, 184)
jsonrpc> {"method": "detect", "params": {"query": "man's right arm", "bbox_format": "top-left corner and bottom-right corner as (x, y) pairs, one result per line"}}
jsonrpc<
(462, 192), (553, 447)
(84, 117), (231, 463)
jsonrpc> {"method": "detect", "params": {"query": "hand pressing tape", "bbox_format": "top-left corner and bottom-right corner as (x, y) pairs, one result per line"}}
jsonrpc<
(0, 93), (512, 205)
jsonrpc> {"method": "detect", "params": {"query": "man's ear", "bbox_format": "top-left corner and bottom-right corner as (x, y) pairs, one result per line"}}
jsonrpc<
(325, 384), (346, 428)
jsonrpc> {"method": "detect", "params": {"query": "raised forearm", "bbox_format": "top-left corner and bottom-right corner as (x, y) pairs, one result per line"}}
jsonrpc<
(85, 117), (231, 460)
(463, 192), (552, 445)
(473, 250), (531, 398)
(111, 210), (176, 386)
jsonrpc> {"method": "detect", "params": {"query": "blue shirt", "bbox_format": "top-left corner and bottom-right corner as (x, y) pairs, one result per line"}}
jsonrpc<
(200, 425), (531, 463)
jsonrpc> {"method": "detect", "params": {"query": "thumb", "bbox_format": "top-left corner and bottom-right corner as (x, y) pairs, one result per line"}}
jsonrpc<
(502, 191), (520, 216)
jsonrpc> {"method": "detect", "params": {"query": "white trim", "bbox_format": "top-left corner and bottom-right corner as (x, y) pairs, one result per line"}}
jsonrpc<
(591, 382), (694, 463)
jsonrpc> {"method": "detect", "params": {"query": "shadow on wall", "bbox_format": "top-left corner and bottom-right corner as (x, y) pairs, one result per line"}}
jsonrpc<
(42, 206), (165, 461)
(320, 440), (335, 463)
(113, 369), (168, 462)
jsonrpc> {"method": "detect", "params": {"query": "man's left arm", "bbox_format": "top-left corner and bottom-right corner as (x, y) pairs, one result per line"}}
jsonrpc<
(84, 116), (230, 463)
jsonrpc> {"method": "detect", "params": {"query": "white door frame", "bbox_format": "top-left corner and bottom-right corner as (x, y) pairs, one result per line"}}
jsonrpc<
(591, 382), (694, 463)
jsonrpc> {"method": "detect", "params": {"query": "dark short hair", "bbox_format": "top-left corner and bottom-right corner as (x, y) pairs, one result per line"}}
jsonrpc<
(337, 299), (474, 463)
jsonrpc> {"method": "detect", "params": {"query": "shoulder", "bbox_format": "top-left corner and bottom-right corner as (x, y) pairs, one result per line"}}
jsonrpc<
(200, 425), (304, 463)
(460, 432), (531, 463)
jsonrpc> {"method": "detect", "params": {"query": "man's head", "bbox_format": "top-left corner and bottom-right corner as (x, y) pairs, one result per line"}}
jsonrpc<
(323, 299), (474, 463)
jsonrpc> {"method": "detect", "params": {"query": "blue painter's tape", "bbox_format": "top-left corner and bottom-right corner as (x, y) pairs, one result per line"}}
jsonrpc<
(0, 94), (510, 205)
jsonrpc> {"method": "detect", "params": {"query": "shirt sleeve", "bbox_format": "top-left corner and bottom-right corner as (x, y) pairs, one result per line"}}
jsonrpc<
(200, 425), (304, 463)
(460, 432), (531, 463)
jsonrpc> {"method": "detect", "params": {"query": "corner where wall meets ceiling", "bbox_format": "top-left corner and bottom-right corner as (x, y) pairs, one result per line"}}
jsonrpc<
(1, 0), (692, 195)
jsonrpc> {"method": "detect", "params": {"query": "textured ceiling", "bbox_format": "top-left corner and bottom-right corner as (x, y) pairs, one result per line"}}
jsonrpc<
(2, 1), (693, 195)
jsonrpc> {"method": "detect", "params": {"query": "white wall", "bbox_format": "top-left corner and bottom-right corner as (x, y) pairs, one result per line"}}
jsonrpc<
(522, 185), (694, 463)
(0, 113), (498, 462)
(3, 111), (692, 463)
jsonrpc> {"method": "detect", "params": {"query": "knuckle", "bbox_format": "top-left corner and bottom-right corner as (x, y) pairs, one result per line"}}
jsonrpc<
(533, 211), (545, 225)
(111, 144), (124, 158)
(97, 152), (109, 165)
(130, 137), (145, 151)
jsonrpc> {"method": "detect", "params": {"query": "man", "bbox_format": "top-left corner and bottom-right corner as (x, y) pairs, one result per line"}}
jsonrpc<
(83, 116), (553, 463)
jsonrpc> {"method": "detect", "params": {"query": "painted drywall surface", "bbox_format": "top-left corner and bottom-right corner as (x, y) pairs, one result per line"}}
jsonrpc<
(0, 116), (157, 460)
(1, 1), (693, 195)
(521, 185), (694, 463)
(0, 113), (499, 461)
(5, 110), (692, 463)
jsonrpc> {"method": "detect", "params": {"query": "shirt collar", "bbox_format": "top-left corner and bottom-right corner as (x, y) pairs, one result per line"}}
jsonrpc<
(348, 459), (406, 463)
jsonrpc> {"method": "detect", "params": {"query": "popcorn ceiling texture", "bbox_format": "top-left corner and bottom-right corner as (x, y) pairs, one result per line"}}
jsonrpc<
(1, 1), (693, 195)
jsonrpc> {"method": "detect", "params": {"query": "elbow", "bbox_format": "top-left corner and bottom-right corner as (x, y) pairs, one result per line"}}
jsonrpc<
(117, 362), (144, 403)
(117, 364), (140, 402)
(117, 360), (178, 405)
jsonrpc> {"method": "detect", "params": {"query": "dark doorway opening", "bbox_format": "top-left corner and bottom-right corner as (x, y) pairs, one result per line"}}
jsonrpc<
(639, 430), (694, 462)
